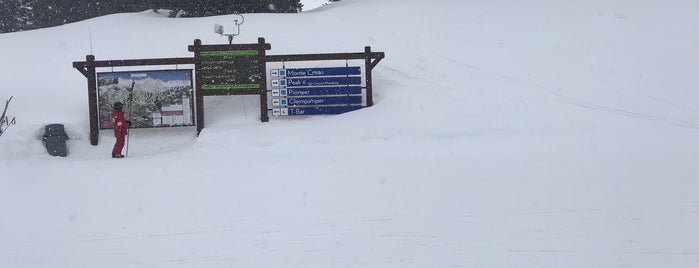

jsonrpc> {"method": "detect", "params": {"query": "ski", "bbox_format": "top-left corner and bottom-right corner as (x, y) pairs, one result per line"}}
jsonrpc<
(1, 117), (16, 135)
(0, 96), (11, 124)
(0, 96), (15, 137)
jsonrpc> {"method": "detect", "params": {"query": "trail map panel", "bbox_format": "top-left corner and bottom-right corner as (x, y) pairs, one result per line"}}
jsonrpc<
(97, 69), (194, 129)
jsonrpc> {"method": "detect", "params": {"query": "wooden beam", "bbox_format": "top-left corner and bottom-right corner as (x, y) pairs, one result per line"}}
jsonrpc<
(73, 65), (90, 78)
(265, 52), (382, 62)
(365, 47), (374, 107)
(85, 55), (99, 145)
(188, 43), (271, 52)
(258, 37), (270, 122)
(193, 39), (205, 135)
(369, 52), (385, 71)
(92, 57), (194, 67)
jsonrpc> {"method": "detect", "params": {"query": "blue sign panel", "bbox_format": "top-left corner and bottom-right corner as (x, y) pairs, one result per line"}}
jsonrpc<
(287, 96), (362, 106)
(270, 65), (366, 117)
(286, 77), (361, 87)
(284, 67), (361, 77)
(287, 86), (362, 96)
(287, 106), (363, 115)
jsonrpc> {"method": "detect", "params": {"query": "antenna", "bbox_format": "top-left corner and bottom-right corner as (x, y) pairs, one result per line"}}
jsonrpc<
(88, 26), (94, 54)
(214, 13), (245, 44)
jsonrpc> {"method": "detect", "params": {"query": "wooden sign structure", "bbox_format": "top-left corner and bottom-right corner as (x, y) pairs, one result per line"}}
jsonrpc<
(73, 56), (195, 145)
(73, 37), (384, 145)
(266, 46), (384, 108)
(188, 38), (271, 135)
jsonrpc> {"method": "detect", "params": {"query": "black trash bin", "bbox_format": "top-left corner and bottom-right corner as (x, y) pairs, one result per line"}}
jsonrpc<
(42, 124), (69, 157)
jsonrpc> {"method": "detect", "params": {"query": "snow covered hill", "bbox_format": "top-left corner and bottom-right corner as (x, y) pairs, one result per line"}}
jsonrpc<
(1, 0), (698, 267)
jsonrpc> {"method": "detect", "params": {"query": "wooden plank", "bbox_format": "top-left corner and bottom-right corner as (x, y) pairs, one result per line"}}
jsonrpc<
(85, 55), (99, 145)
(93, 57), (195, 67)
(266, 53), (369, 62)
(188, 43), (271, 52)
(369, 52), (385, 70)
(258, 38), (270, 122)
(365, 47), (373, 107)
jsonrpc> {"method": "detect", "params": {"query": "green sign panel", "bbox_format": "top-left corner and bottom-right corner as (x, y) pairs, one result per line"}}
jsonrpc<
(199, 49), (261, 90)
(201, 84), (259, 90)
(201, 50), (259, 57)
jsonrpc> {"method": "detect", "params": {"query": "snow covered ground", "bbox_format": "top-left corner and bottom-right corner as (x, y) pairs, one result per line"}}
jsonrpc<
(1, 0), (699, 267)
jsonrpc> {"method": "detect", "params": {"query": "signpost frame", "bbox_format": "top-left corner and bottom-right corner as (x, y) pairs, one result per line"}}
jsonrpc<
(265, 46), (384, 107)
(74, 37), (384, 144)
(188, 38), (271, 135)
(73, 56), (195, 145)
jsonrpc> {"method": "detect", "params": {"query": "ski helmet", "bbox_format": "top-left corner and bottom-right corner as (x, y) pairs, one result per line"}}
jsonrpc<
(113, 102), (124, 110)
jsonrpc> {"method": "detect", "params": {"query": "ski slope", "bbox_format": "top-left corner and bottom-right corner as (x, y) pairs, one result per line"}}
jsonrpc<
(1, 0), (699, 267)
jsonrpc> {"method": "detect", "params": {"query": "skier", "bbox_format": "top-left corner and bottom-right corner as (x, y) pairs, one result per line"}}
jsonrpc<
(111, 102), (130, 158)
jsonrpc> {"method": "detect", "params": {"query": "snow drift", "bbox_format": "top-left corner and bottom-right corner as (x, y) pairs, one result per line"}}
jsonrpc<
(1, 0), (698, 267)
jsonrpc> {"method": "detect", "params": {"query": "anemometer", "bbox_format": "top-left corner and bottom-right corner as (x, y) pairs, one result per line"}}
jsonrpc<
(214, 13), (245, 44)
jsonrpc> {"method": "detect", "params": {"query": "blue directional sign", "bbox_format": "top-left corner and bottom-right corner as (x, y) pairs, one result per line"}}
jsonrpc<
(287, 96), (362, 106)
(287, 106), (363, 115)
(284, 67), (361, 77)
(286, 77), (361, 87)
(269, 65), (366, 117)
(287, 86), (362, 97)
(272, 67), (361, 78)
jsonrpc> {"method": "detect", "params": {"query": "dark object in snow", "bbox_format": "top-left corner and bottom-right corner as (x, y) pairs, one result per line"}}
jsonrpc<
(1, 96), (15, 137)
(42, 124), (69, 157)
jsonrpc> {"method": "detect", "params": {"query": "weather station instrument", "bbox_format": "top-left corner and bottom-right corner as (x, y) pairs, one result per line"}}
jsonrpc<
(214, 13), (245, 44)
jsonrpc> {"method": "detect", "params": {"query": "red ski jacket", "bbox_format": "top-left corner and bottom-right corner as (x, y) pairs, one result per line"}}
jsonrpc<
(111, 109), (129, 137)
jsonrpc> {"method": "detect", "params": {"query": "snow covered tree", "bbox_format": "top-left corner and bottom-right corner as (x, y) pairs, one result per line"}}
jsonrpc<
(0, 0), (302, 33)
(148, 0), (303, 17)
(0, 0), (21, 32)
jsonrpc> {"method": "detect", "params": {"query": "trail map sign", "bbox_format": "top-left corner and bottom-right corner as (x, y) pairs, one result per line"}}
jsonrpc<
(270, 66), (364, 116)
(97, 69), (194, 129)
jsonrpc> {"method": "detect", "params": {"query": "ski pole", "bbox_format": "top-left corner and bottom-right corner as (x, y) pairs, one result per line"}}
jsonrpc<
(125, 81), (135, 157)
(125, 130), (130, 157)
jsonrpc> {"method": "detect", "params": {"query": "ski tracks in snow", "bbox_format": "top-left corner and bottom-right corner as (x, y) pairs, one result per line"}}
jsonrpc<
(431, 51), (699, 130)
(3, 205), (698, 267)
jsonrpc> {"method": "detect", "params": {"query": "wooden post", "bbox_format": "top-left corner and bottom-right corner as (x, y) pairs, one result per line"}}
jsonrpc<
(364, 46), (374, 107)
(192, 39), (205, 135)
(86, 55), (99, 145)
(258, 37), (269, 122)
